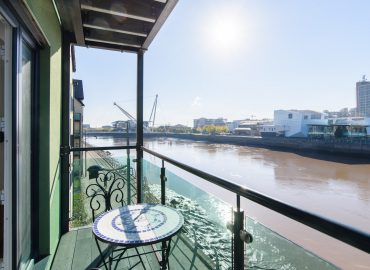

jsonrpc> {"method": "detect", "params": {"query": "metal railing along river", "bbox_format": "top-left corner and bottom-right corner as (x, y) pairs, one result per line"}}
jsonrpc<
(142, 147), (370, 269)
(70, 145), (370, 269)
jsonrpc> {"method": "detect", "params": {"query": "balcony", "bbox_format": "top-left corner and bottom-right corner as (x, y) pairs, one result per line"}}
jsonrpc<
(51, 145), (368, 269)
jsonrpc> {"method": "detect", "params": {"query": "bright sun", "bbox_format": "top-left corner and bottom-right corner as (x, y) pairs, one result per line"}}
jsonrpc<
(209, 18), (241, 48)
(205, 10), (247, 53)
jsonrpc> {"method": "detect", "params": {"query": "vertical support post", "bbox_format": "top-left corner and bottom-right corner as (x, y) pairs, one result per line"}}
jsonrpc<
(60, 32), (72, 234)
(84, 129), (87, 177)
(136, 50), (144, 203)
(160, 160), (166, 205)
(126, 121), (131, 204)
(160, 159), (167, 269)
(233, 195), (244, 270)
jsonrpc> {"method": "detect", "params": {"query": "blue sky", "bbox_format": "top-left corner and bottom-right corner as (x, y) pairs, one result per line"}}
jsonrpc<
(74, 0), (370, 127)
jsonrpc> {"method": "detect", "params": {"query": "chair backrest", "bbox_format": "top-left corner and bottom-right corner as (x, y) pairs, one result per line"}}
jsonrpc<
(86, 165), (127, 221)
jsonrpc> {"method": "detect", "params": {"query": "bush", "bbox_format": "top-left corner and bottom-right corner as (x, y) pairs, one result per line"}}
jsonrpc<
(71, 179), (88, 227)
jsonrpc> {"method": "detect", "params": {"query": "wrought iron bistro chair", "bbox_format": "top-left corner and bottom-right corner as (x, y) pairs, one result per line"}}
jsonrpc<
(86, 165), (140, 270)
(86, 165), (131, 221)
(86, 165), (175, 270)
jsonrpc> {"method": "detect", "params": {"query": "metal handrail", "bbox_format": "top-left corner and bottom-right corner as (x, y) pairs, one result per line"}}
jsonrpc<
(142, 146), (370, 254)
(70, 145), (136, 152)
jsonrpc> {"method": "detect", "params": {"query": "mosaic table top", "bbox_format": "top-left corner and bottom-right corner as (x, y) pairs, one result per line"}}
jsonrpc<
(93, 203), (184, 245)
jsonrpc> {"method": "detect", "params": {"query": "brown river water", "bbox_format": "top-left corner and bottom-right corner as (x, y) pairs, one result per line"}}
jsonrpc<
(88, 136), (370, 269)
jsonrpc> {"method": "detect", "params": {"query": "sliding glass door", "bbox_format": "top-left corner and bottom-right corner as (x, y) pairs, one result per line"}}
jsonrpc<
(16, 39), (33, 270)
(0, 6), (37, 269)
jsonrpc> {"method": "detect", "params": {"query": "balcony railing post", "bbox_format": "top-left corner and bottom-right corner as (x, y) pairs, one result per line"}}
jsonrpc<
(160, 160), (166, 205)
(136, 50), (144, 203)
(127, 151), (131, 204)
(233, 195), (244, 270)
(160, 159), (167, 269)
(126, 121), (131, 204)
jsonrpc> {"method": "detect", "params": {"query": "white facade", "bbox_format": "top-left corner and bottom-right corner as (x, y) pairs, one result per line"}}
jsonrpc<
(226, 120), (241, 132)
(261, 110), (370, 138)
(260, 124), (285, 136)
(273, 110), (328, 137)
(228, 119), (272, 133)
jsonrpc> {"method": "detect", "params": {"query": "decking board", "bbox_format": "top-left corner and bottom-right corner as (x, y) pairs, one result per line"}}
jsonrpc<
(71, 229), (92, 270)
(91, 236), (110, 269)
(51, 228), (214, 270)
(52, 230), (78, 270)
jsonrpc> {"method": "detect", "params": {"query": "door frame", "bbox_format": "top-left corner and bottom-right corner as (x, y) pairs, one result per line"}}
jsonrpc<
(15, 33), (37, 270)
(0, 3), (39, 269)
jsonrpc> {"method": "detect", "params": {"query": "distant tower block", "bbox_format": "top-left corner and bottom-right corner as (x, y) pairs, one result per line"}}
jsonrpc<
(356, 76), (370, 117)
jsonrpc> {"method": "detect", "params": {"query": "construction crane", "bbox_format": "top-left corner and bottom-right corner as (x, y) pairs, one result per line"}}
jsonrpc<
(113, 102), (136, 122)
(113, 95), (158, 131)
(148, 94), (158, 128)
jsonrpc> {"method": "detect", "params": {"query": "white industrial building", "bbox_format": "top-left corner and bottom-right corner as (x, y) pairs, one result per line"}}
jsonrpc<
(274, 110), (328, 137)
(261, 109), (370, 138)
(226, 120), (241, 133)
(260, 125), (285, 137)
(234, 119), (272, 136)
(260, 110), (328, 137)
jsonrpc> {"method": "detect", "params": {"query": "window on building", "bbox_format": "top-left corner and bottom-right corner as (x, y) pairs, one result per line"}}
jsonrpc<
(74, 138), (80, 148)
(304, 115), (308, 120)
(310, 114), (321, 120)
(74, 113), (81, 121)
(288, 113), (293, 119)
(74, 120), (81, 135)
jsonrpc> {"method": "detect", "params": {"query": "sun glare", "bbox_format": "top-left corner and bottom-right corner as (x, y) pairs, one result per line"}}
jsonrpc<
(204, 9), (247, 54)
(209, 18), (240, 47)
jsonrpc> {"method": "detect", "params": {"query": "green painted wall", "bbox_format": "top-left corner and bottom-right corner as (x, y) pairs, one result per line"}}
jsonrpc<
(25, 0), (62, 268)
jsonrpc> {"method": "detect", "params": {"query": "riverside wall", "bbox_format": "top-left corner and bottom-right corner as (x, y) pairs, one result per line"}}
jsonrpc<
(86, 132), (370, 158)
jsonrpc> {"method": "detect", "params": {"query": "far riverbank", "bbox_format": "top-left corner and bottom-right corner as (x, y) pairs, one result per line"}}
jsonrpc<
(86, 132), (370, 158)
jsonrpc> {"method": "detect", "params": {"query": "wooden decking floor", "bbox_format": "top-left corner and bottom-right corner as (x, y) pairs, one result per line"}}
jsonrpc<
(51, 228), (215, 270)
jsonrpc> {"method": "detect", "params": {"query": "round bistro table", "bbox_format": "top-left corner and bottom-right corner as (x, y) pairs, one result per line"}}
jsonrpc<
(93, 203), (184, 270)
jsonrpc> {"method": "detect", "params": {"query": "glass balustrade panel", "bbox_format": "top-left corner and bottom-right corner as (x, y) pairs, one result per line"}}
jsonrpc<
(70, 149), (135, 228)
(240, 197), (340, 270)
(143, 155), (233, 270)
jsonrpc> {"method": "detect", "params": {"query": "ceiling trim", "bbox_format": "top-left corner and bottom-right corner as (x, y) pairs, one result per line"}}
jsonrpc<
(142, 0), (178, 50)
(81, 4), (156, 23)
(83, 24), (147, 37)
(85, 37), (141, 48)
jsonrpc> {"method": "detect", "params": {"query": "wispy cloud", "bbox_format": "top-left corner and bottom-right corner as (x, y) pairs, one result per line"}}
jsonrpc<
(191, 96), (202, 107)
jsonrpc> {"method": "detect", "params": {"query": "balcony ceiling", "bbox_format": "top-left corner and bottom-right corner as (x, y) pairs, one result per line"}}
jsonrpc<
(55, 0), (178, 52)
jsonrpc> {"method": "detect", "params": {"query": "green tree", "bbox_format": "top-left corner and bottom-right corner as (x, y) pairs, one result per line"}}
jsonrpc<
(200, 125), (228, 134)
